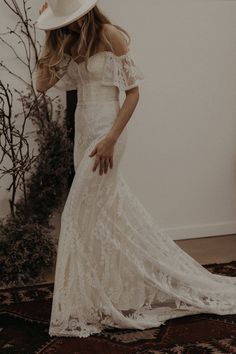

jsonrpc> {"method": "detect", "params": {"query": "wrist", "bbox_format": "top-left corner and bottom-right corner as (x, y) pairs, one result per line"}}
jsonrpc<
(106, 133), (118, 144)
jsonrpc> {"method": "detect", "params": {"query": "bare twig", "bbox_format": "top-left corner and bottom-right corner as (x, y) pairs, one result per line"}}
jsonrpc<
(0, 0), (53, 216)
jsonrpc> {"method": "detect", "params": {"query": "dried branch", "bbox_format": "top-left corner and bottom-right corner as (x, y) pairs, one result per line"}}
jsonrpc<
(0, 0), (51, 216)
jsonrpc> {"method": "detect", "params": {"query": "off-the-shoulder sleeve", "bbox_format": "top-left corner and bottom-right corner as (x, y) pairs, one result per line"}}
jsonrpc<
(101, 49), (144, 91)
(54, 54), (78, 91)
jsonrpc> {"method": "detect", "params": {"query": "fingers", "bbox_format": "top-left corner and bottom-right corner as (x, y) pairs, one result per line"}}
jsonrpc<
(39, 1), (48, 15)
(99, 157), (112, 175)
(89, 147), (97, 157)
(99, 157), (103, 176)
(89, 142), (114, 175)
(92, 155), (113, 175)
(104, 158), (108, 174)
(92, 156), (100, 173)
(109, 156), (113, 169)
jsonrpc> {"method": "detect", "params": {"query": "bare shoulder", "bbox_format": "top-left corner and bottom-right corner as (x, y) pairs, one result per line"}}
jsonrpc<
(102, 23), (129, 56)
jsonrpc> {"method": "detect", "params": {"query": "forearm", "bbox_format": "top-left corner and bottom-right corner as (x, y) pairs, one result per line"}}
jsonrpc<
(36, 59), (63, 92)
(36, 47), (69, 92)
(36, 62), (51, 92)
(106, 88), (140, 143)
(36, 32), (76, 93)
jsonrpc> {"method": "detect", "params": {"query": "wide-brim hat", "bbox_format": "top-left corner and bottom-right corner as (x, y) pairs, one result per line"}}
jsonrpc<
(36, 0), (98, 30)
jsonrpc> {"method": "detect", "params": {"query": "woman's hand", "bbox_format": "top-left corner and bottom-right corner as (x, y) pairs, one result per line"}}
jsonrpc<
(89, 135), (117, 175)
(39, 1), (48, 15)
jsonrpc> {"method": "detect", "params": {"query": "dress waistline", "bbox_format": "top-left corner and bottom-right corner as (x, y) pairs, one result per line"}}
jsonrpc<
(78, 84), (119, 104)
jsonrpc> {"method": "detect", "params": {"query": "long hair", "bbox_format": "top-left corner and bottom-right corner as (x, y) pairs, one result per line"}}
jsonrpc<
(37, 5), (131, 85)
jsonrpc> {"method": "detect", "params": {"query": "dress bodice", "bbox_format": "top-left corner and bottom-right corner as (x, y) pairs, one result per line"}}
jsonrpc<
(54, 49), (144, 104)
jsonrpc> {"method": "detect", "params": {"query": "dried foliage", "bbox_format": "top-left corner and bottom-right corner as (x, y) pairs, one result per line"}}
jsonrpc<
(0, 0), (73, 286)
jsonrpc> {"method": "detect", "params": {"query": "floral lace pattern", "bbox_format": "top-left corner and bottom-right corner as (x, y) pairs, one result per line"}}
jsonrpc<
(101, 49), (144, 91)
(54, 54), (78, 91)
(48, 47), (236, 339)
(53, 49), (144, 92)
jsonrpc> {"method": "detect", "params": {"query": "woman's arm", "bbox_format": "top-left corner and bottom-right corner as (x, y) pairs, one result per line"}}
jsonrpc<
(36, 39), (73, 93)
(36, 3), (58, 93)
(104, 24), (140, 143)
(36, 30), (74, 92)
(107, 86), (139, 144)
(36, 62), (60, 93)
(89, 24), (140, 175)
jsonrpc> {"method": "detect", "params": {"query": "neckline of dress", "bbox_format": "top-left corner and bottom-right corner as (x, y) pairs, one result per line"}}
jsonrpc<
(71, 49), (131, 68)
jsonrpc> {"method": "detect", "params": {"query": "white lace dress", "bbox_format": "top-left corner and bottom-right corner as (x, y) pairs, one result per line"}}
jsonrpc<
(48, 47), (236, 338)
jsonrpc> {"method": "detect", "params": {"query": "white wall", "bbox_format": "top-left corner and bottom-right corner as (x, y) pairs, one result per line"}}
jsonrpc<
(99, 0), (236, 239)
(1, 1), (236, 240)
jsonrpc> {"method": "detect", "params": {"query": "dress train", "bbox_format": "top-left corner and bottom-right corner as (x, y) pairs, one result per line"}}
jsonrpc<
(49, 125), (236, 338)
(48, 44), (236, 338)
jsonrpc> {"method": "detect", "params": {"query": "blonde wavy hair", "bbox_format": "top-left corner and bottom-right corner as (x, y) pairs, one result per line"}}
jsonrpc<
(37, 5), (131, 85)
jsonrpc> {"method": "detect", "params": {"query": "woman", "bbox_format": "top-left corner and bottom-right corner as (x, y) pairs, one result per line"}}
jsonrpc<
(36, 0), (236, 338)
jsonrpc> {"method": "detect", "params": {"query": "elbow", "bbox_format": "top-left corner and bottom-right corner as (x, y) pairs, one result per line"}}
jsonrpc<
(36, 83), (48, 93)
(36, 80), (56, 93)
(36, 87), (45, 93)
(35, 75), (50, 93)
(36, 79), (44, 92)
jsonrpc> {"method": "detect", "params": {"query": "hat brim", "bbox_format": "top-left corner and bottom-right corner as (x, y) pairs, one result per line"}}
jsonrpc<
(36, 0), (98, 30)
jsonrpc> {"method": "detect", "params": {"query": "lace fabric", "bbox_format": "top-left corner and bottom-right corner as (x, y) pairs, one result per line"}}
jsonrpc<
(101, 49), (144, 91)
(49, 137), (236, 338)
(54, 54), (78, 91)
(48, 46), (236, 339)
(53, 49), (144, 92)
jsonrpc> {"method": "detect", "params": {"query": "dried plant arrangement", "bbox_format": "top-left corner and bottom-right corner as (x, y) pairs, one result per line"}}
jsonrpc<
(0, 0), (73, 287)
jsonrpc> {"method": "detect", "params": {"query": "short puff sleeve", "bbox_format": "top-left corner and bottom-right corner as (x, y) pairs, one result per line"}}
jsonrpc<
(54, 53), (78, 91)
(101, 49), (144, 91)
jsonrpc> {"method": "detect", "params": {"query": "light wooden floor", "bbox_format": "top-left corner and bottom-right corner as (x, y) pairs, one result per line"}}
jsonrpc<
(43, 234), (236, 283)
(176, 234), (236, 264)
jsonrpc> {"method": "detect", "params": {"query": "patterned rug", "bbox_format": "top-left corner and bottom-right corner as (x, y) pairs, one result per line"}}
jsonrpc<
(0, 260), (236, 354)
